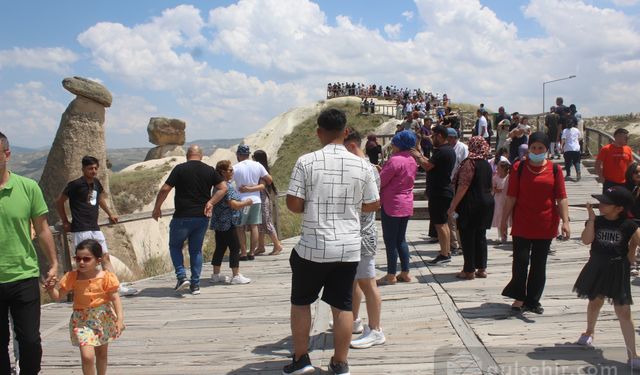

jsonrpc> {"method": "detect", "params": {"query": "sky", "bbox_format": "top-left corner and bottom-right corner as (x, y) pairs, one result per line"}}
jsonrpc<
(1, 0), (639, 149)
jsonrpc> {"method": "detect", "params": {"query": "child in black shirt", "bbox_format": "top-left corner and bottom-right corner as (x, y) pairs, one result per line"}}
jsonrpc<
(574, 186), (640, 368)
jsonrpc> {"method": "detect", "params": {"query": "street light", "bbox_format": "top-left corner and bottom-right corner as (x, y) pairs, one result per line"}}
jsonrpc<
(542, 75), (576, 114)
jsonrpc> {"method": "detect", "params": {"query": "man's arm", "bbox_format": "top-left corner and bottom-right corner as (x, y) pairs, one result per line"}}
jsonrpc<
(99, 194), (118, 223)
(152, 184), (173, 221)
(261, 173), (273, 186)
(32, 215), (58, 285)
(55, 193), (71, 232)
(286, 195), (305, 214)
(594, 160), (604, 182)
(205, 181), (228, 217)
(361, 200), (380, 213)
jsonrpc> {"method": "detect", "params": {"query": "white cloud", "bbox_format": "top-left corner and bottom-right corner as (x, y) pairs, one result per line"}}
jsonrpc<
(402, 10), (414, 21)
(65, 0), (640, 147)
(610, 0), (639, 6)
(0, 47), (78, 73)
(0, 82), (65, 147)
(384, 23), (403, 39)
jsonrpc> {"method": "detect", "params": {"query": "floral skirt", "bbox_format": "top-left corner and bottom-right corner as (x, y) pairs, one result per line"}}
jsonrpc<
(69, 304), (119, 347)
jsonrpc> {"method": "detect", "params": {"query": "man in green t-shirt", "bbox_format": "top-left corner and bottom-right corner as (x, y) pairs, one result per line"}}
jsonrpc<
(0, 131), (58, 375)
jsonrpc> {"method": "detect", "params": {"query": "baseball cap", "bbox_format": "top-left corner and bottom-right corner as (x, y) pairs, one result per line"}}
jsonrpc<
(236, 144), (250, 155)
(447, 128), (458, 138)
(592, 186), (634, 208)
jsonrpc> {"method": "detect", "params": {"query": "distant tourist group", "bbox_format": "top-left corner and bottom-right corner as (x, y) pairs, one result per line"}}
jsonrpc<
(1, 93), (639, 375)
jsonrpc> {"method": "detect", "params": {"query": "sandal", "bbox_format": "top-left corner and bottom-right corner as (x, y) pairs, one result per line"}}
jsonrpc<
(254, 248), (266, 256)
(239, 256), (248, 261)
(475, 270), (487, 278)
(376, 276), (397, 286)
(396, 273), (412, 282)
(269, 247), (283, 256)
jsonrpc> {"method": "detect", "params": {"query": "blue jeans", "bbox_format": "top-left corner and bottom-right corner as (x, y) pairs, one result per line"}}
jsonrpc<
(381, 208), (410, 275)
(169, 217), (209, 285)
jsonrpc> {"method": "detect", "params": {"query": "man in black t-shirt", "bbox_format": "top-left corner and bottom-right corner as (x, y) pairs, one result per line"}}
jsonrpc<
(56, 156), (138, 296)
(412, 125), (456, 265)
(152, 145), (227, 294)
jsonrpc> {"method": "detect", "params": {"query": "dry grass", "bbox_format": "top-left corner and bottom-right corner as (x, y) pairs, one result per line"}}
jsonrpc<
(110, 162), (173, 214)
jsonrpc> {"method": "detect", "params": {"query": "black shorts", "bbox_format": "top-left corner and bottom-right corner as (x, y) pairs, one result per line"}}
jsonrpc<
(429, 196), (452, 225)
(289, 250), (358, 311)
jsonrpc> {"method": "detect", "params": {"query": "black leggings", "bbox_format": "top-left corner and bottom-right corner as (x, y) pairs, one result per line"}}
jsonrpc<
(212, 226), (240, 269)
(458, 225), (488, 273)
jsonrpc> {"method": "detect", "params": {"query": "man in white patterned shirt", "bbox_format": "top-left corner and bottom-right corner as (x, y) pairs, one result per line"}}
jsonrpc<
(283, 108), (380, 375)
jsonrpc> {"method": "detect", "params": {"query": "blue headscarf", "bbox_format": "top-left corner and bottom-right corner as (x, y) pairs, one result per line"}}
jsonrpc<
(391, 130), (417, 151)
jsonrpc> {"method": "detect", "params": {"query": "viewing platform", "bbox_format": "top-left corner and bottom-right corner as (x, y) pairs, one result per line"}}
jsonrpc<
(37, 161), (640, 374)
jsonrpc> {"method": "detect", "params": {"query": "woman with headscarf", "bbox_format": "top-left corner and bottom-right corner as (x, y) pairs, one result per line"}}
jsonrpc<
(501, 132), (570, 314)
(447, 136), (495, 280)
(365, 134), (382, 165)
(377, 130), (418, 285)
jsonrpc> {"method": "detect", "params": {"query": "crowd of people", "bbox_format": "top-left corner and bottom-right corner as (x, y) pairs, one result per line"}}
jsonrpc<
(1, 95), (639, 374)
(327, 82), (446, 105)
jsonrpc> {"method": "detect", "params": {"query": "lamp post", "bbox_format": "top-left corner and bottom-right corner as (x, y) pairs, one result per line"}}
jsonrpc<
(542, 75), (576, 114)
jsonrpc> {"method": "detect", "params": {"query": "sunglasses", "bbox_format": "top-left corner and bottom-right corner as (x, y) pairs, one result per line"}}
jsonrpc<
(74, 256), (95, 263)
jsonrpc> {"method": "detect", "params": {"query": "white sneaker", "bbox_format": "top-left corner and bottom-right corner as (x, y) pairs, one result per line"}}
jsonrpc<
(230, 274), (251, 285)
(350, 326), (386, 349)
(119, 285), (138, 296)
(210, 273), (230, 283)
(329, 318), (364, 334)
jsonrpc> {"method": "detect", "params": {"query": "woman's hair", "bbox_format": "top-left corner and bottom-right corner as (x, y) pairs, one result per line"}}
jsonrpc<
(252, 150), (269, 173)
(625, 162), (639, 191)
(252, 150), (277, 194)
(76, 239), (103, 258)
(215, 160), (232, 174)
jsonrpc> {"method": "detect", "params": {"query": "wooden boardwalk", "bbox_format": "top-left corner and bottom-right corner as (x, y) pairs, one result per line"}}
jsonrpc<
(37, 161), (640, 374)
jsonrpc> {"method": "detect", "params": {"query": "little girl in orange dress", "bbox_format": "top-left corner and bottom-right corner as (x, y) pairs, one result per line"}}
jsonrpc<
(47, 239), (124, 375)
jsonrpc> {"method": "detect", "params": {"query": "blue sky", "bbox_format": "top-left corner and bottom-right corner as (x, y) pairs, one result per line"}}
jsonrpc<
(1, 0), (639, 148)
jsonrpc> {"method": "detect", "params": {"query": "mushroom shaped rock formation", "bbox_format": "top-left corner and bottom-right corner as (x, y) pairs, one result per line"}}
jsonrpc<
(62, 76), (113, 108)
(144, 117), (186, 161)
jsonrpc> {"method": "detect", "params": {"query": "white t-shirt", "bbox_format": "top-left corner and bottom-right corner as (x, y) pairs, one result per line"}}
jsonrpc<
(478, 116), (489, 138)
(451, 141), (469, 179)
(287, 144), (380, 263)
(561, 128), (582, 152)
(233, 159), (268, 204)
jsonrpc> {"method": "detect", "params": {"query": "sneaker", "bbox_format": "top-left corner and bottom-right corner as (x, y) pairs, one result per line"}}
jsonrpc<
(329, 317), (364, 334)
(429, 254), (451, 265)
(576, 172), (581, 181)
(119, 284), (138, 296)
(189, 284), (200, 295)
(632, 268), (640, 277)
(576, 334), (593, 347)
(174, 278), (190, 291)
(350, 326), (386, 349)
(210, 273), (230, 283)
(230, 274), (251, 285)
(282, 353), (314, 375)
(328, 357), (350, 375)
(451, 248), (463, 256)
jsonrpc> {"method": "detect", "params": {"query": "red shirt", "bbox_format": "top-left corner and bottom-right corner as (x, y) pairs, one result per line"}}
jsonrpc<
(597, 144), (634, 184)
(507, 160), (567, 239)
